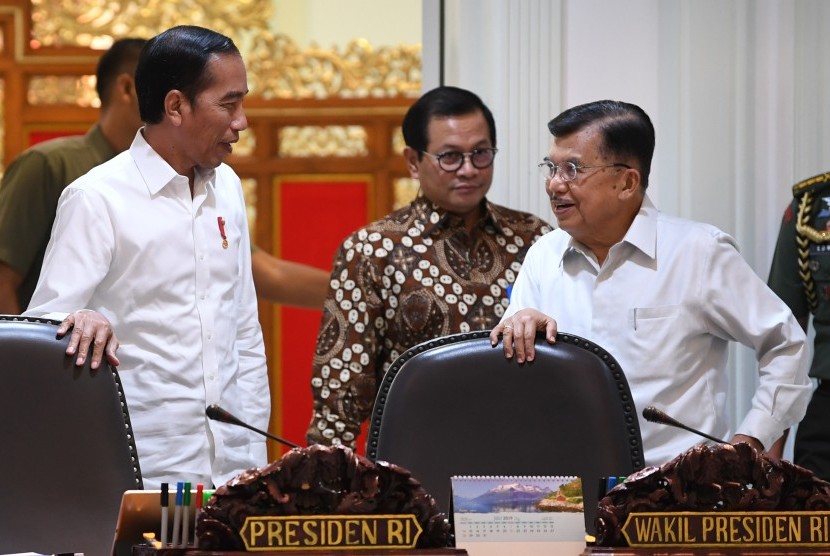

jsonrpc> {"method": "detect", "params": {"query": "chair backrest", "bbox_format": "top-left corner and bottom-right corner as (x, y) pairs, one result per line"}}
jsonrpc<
(0, 316), (142, 556)
(366, 330), (643, 535)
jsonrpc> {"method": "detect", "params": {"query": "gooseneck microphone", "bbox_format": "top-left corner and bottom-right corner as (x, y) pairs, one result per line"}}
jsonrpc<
(642, 405), (727, 445)
(206, 404), (299, 449)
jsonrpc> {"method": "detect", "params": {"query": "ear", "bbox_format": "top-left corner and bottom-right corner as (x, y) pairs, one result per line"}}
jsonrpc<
(163, 90), (187, 126)
(403, 146), (421, 179)
(618, 167), (642, 201)
(113, 73), (135, 102)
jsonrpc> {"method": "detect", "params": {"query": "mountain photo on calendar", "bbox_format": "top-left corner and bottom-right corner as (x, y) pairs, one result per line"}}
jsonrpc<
(452, 476), (584, 513)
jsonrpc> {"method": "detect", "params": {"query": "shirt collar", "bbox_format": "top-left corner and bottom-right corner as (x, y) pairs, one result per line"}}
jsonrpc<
(416, 196), (506, 237)
(620, 193), (658, 260)
(563, 193), (658, 263)
(129, 129), (216, 196)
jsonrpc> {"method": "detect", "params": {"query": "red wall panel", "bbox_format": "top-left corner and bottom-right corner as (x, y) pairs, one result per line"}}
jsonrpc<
(275, 176), (371, 455)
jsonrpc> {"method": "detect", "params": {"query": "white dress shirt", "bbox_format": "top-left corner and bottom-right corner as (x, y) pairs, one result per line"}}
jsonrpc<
(27, 131), (269, 488)
(505, 194), (811, 467)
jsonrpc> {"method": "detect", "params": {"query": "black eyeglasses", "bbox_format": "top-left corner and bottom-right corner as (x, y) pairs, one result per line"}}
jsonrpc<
(537, 159), (631, 182)
(421, 147), (498, 172)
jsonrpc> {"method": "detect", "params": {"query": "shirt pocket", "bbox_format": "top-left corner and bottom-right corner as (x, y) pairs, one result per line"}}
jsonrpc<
(627, 305), (682, 380)
(629, 305), (680, 330)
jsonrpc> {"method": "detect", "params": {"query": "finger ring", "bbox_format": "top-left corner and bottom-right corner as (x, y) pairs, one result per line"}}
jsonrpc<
(503, 325), (513, 331)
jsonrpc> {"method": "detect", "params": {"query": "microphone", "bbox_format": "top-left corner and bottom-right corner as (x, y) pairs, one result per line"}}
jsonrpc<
(642, 405), (727, 445)
(206, 404), (299, 449)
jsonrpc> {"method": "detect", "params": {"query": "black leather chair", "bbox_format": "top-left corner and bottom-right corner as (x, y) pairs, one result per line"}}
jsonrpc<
(366, 330), (644, 535)
(0, 316), (142, 556)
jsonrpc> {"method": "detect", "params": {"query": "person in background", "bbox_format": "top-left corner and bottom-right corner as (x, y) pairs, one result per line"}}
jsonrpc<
(490, 99), (811, 468)
(251, 246), (328, 309)
(306, 86), (551, 447)
(0, 37), (147, 314)
(768, 171), (830, 480)
(25, 25), (267, 489)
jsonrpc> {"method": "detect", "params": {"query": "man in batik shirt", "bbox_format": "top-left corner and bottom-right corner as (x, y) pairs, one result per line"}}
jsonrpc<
(307, 86), (551, 448)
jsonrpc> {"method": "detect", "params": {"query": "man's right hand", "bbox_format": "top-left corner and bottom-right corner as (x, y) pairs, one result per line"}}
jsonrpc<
(57, 309), (120, 369)
(489, 308), (558, 363)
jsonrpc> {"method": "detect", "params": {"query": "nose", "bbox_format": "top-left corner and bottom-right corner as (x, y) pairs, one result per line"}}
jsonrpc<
(232, 107), (248, 131)
(545, 175), (569, 196)
(455, 153), (478, 176)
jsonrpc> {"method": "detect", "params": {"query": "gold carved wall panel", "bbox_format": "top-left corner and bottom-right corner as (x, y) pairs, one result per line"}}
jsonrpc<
(29, 0), (420, 99)
(30, 0), (273, 49)
(278, 125), (368, 157)
(28, 75), (97, 106)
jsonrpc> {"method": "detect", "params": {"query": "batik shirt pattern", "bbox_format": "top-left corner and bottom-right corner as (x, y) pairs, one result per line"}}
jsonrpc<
(307, 196), (551, 447)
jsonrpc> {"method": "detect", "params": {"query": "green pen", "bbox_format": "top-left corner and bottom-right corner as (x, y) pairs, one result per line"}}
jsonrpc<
(181, 482), (192, 547)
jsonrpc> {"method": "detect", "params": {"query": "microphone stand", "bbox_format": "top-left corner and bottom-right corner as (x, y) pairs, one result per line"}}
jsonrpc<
(206, 404), (299, 449)
(642, 405), (728, 445)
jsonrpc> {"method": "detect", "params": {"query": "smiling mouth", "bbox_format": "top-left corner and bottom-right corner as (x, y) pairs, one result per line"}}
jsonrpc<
(551, 198), (574, 209)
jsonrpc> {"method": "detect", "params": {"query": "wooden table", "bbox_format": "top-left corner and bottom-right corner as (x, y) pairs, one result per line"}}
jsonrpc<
(583, 547), (830, 555)
(132, 548), (467, 556)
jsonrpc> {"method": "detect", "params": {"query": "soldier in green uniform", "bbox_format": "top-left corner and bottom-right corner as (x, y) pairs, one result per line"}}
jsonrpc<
(769, 171), (830, 481)
(0, 38), (147, 314)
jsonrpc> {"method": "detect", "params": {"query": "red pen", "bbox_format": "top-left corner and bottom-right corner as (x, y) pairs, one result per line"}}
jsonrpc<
(194, 483), (204, 546)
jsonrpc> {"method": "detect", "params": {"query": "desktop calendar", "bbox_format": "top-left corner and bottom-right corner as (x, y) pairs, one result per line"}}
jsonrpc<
(450, 475), (585, 543)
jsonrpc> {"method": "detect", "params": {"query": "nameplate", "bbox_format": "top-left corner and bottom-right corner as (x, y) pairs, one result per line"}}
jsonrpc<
(622, 511), (830, 547)
(239, 514), (423, 551)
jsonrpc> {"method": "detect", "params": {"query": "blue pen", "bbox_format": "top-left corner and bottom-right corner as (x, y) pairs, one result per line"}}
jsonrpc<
(160, 483), (169, 546)
(171, 481), (183, 547)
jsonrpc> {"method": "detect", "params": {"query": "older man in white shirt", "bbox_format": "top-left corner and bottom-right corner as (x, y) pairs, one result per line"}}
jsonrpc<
(490, 99), (811, 467)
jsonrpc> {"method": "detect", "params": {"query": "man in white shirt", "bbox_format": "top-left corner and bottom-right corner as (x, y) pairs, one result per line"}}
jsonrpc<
(26, 25), (267, 488)
(489, 99), (811, 467)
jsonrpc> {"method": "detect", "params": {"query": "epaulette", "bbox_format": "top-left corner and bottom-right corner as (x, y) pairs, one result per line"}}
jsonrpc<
(792, 171), (830, 314)
(792, 171), (830, 197)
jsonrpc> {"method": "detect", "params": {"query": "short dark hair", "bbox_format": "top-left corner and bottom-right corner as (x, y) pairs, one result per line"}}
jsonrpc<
(402, 86), (496, 154)
(135, 25), (240, 124)
(95, 38), (146, 107)
(547, 100), (655, 188)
